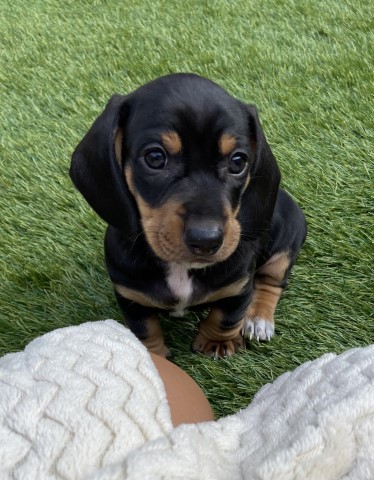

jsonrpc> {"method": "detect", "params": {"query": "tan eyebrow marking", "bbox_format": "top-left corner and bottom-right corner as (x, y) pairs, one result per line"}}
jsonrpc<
(219, 133), (237, 156)
(161, 131), (182, 155)
(114, 128), (123, 166)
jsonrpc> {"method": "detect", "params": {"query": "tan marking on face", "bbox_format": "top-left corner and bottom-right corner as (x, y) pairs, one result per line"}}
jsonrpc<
(219, 133), (236, 156)
(125, 167), (186, 262)
(125, 167), (241, 264)
(114, 283), (168, 309)
(161, 131), (182, 155)
(200, 277), (249, 304)
(114, 128), (123, 166)
(232, 204), (240, 219)
(141, 199), (186, 262)
(215, 204), (241, 261)
(124, 166), (136, 195)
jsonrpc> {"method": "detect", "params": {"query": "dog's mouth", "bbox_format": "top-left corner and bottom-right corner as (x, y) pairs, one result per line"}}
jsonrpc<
(187, 257), (216, 268)
(154, 224), (240, 267)
(135, 196), (241, 266)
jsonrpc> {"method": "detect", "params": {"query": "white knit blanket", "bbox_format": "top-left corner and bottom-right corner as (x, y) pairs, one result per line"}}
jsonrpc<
(1, 320), (374, 480)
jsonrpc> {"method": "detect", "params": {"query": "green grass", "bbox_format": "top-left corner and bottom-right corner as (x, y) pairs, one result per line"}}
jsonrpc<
(1, 0), (373, 418)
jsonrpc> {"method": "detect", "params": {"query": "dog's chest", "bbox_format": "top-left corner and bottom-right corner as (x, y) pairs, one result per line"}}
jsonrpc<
(165, 262), (249, 317)
(166, 263), (194, 317)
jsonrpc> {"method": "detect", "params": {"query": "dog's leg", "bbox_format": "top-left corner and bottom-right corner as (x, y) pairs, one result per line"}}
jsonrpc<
(114, 292), (170, 357)
(244, 252), (291, 341)
(244, 190), (307, 342)
(141, 315), (171, 358)
(192, 295), (250, 358)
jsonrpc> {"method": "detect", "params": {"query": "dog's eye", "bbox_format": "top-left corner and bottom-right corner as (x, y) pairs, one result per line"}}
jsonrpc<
(228, 152), (248, 175)
(144, 148), (167, 169)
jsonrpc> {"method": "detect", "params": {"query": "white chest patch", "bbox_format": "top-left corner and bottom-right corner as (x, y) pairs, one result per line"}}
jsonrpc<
(166, 263), (193, 317)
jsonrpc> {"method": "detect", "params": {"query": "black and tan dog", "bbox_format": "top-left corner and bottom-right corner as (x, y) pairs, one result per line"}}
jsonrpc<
(70, 73), (307, 358)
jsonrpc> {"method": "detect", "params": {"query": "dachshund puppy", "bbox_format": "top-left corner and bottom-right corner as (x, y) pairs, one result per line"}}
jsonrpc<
(70, 73), (307, 358)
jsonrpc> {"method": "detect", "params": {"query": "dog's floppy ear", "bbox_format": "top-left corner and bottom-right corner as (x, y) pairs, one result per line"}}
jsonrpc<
(238, 105), (281, 238)
(70, 95), (138, 235)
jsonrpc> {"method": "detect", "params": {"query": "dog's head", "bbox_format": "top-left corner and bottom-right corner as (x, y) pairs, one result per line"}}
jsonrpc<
(70, 73), (280, 267)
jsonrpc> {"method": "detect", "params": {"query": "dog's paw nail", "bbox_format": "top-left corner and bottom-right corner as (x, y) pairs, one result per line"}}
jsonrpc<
(210, 346), (219, 360)
(255, 320), (266, 341)
(255, 319), (274, 341)
(243, 319), (255, 340)
(193, 334), (242, 358)
(244, 318), (274, 342)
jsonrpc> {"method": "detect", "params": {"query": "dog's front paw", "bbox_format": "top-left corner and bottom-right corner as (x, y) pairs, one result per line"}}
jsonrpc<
(243, 317), (274, 341)
(192, 333), (245, 359)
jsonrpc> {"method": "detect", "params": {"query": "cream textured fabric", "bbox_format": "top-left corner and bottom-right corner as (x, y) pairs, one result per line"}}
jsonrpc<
(0, 320), (172, 479)
(1, 320), (374, 480)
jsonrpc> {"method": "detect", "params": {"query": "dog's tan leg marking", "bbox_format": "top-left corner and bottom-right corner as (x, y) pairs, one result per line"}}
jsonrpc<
(244, 252), (291, 341)
(142, 315), (171, 358)
(193, 308), (245, 359)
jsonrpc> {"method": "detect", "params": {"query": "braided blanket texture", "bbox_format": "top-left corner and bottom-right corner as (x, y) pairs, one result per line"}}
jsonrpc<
(1, 320), (374, 480)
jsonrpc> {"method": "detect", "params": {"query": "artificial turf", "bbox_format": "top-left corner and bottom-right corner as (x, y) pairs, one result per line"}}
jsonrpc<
(1, 0), (373, 418)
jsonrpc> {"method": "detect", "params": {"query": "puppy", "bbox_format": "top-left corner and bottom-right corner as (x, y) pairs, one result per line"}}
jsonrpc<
(70, 73), (307, 358)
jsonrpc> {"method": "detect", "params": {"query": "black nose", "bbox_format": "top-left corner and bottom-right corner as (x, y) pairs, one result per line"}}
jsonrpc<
(184, 225), (224, 255)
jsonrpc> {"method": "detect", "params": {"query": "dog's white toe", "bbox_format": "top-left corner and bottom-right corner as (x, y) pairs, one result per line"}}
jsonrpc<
(244, 318), (274, 341)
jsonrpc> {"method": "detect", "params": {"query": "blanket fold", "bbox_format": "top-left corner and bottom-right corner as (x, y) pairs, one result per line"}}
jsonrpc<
(1, 320), (373, 480)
